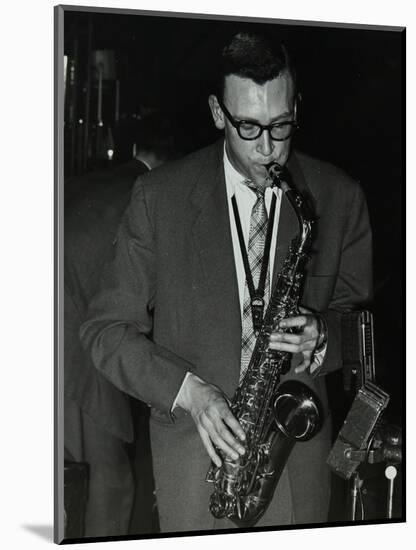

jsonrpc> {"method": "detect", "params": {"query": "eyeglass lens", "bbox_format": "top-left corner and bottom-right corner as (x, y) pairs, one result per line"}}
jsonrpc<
(238, 122), (294, 140)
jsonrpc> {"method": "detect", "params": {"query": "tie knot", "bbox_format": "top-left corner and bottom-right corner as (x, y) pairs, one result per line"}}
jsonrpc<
(243, 180), (266, 200)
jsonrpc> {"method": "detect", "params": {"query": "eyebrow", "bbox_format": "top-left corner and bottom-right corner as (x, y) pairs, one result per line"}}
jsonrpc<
(236, 111), (294, 124)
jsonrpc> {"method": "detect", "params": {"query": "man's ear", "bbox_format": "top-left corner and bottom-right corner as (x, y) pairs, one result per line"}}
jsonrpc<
(208, 95), (225, 130)
(293, 92), (301, 124)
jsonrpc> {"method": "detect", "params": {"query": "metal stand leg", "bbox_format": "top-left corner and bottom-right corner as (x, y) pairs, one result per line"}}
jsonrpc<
(385, 465), (397, 519)
(350, 473), (361, 521)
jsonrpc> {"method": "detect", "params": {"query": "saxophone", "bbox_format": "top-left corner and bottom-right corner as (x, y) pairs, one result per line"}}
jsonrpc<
(206, 162), (323, 527)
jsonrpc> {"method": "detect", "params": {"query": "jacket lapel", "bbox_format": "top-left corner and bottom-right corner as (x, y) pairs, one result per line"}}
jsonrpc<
(190, 141), (242, 337)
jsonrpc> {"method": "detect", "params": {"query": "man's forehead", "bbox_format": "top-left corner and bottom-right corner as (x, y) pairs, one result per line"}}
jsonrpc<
(223, 73), (295, 114)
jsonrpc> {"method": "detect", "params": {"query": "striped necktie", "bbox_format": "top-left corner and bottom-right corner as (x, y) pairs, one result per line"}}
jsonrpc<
(240, 184), (271, 380)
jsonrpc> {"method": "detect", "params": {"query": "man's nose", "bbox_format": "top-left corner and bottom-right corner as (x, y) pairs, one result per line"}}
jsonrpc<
(257, 129), (274, 157)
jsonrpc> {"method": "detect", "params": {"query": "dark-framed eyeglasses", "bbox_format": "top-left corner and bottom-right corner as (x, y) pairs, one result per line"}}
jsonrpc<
(218, 98), (298, 142)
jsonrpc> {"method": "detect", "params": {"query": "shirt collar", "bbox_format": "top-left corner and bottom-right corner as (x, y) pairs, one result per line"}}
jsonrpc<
(223, 144), (247, 199)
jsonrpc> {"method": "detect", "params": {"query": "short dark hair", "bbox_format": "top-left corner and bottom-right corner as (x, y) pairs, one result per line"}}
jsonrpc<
(216, 31), (295, 99)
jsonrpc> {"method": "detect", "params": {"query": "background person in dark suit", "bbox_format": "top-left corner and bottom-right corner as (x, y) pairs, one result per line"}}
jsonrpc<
(64, 111), (177, 537)
(80, 31), (372, 533)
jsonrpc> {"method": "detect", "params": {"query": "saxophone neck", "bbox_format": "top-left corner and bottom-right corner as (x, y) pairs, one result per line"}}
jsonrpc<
(267, 162), (313, 253)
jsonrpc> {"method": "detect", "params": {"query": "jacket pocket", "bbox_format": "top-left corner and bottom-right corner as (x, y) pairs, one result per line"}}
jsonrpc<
(150, 405), (188, 426)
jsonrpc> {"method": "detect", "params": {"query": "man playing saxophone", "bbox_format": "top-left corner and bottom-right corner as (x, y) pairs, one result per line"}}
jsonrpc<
(81, 30), (372, 532)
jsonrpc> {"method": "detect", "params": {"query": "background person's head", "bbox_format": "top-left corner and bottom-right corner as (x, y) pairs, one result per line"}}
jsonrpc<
(134, 110), (179, 169)
(209, 31), (298, 187)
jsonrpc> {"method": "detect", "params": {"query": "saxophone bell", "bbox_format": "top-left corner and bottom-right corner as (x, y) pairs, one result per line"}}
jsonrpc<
(273, 381), (322, 441)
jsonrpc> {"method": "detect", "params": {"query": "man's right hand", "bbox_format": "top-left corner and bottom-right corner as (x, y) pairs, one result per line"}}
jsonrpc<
(176, 373), (246, 467)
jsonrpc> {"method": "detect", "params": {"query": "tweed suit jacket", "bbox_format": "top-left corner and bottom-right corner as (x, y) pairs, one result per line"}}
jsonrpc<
(81, 139), (372, 527)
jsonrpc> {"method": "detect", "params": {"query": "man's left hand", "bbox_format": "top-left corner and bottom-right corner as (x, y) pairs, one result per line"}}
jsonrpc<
(268, 307), (323, 374)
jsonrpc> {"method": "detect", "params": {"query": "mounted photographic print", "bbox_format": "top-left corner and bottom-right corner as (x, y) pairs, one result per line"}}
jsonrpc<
(54, 4), (405, 544)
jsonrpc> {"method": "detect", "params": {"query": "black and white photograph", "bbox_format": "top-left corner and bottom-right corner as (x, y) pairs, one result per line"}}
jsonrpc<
(54, 4), (405, 544)
(54, 3), (405, 545)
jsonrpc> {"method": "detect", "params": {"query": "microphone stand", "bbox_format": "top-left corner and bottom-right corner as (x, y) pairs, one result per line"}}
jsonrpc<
(350, 473), (363, 521)
(329, 310), (402, 522)
(344, 425), (402, 521)
(385, 465), (398, 519)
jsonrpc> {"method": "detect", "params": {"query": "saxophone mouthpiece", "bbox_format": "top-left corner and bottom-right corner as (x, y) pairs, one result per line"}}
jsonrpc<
(266, 162), (282, 182)
(266, 162), (291, 193)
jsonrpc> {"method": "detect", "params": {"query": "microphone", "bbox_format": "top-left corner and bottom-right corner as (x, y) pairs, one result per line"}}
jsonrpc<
(327, 381), (390, 480)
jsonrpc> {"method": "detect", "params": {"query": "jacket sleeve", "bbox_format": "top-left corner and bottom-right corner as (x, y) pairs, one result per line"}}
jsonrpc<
(80, 180), (194, 419)
(314, 182), (373, 376)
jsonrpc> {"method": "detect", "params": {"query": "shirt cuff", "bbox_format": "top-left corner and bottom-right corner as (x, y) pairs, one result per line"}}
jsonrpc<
(310, 343), (328, 375)
(309, 313), (328, 375)
(171, 371), (193, 412)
